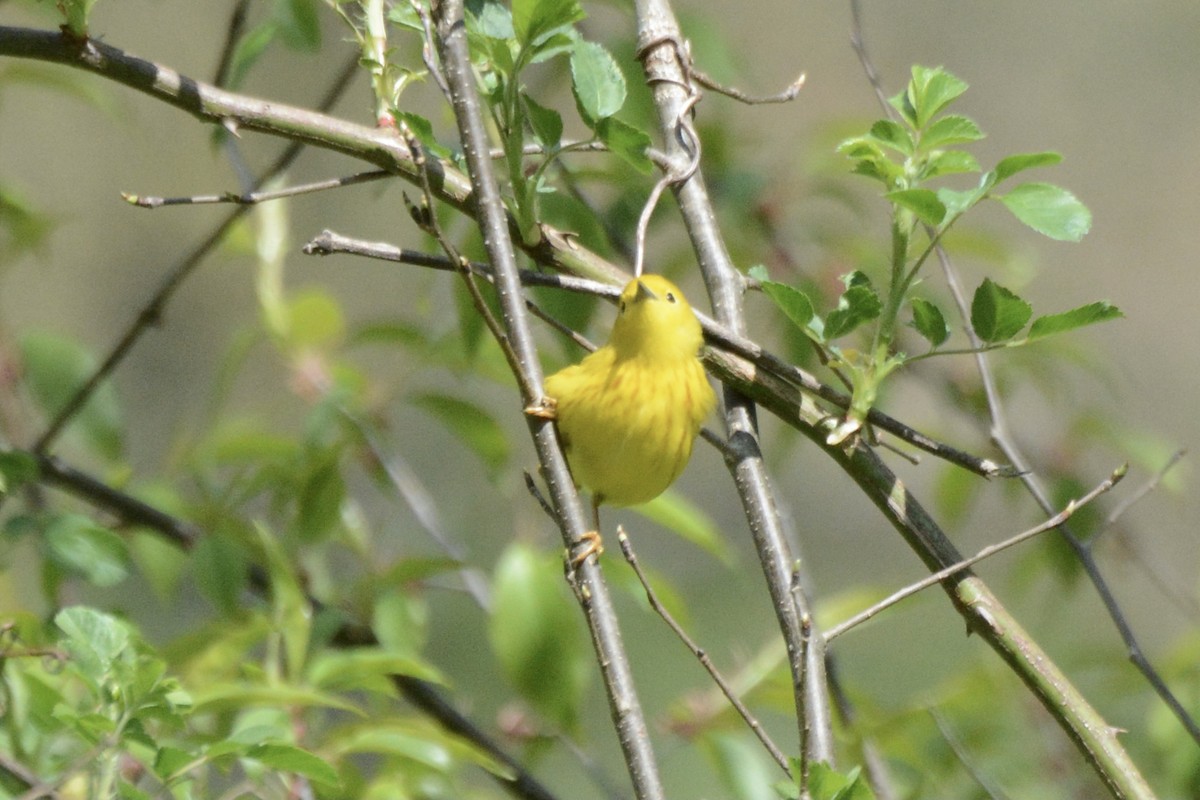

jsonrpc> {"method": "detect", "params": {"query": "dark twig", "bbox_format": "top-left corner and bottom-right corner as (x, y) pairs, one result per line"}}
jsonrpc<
(123, 169), (390, 208)
(824, 467), (1124, 642)
(211, 0), (252, 89)
(690, 65), (806, 105)
(616, 527), (792, 776)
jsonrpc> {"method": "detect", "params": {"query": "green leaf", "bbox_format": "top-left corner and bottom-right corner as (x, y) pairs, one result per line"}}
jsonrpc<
(489, 543), (589, 729)
(466, 0), (515, 39)
(909, 297), (949, 347)
(994, 151), (1062, 182)
(970, 278), (1032, 342)
(596, 117), (653, 174)
(247, 743), (340, 787)
(227, 23), (278, 89)
(824, 282), (882, 340)
(1027, 302), (1123, 342)
(637, 490), (732, 563)
(0, 449), (39, 494)
(867, 119), (913, 155)
(307, 648), (444, 691)
(275, 0), (321, 51)
(919, 114), (984, 150)
(922, 149), (980, 178)
(55, 606), (134, 675)
(702, 733), (775, 800)
(45, 514), (130, 587)
(884, 188), (946, 226)
(758, 280), (815, 332)
(328, 719), (515, 777)
(806, 762), (877, 800)
(512, 0), (584, 47)
(896, 65), (969, 129)
(283, 289), (344, 350)
(20, 332), (123, 460)
(523, 94), (563, 149)
(997, 182), (1091, 241)
(411, 393), (510, 479)
(295, 453), (345, 542)
(570, 40), (626, 123)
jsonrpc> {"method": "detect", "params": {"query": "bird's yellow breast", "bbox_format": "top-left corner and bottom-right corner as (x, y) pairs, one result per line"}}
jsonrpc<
(543, 276), (716, 507)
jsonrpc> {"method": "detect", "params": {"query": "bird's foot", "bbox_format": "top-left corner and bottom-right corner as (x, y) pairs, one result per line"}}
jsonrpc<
(569, 530), (604, 566)
(524, 396), (558, 420)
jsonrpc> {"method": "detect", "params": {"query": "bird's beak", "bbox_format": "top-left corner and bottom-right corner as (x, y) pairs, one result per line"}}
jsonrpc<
(633, 279), (658, 303)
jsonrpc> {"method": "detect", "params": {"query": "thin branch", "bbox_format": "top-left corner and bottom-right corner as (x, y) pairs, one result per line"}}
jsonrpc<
(122, 169), (391, 207)
(633, 0), (836, 767)
(432, 4), (667, 799)
(306, 229), (1015, 479)
(690, 65), (807, 105)
(824, 466), (1124, 642)
(616, 527), (792, 776)
(211, 0), (252, 89)
(29, 50), (363, 455)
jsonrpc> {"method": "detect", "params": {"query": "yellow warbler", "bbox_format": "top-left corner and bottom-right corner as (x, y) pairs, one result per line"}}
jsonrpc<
(529, 275), (716, 561)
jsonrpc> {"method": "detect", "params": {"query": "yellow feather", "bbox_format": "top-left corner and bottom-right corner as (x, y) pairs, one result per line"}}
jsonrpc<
(544, 275), (716, 508)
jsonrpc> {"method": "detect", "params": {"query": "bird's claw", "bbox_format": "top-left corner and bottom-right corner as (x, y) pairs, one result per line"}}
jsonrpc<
(524, 396), (558, 420)
(570, 530), (604, 566)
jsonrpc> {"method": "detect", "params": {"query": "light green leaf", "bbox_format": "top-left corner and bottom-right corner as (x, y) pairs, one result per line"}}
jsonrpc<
(637, 490), (731, 563)
(55, 606), (133, 674)
(307, 648), (444, 691)
(596, 117), (653, 174)
(466, 0), (515, 39)
(247, 743), (340, 787)
(884, 188), (946, 226)
(489, 543), (589, 729)
(923, 149), (980, 178)
(411, 393), (510, 479)
(919, 114), (984, 150)
(994, 151), (1062, 182)
(758, 280), (815, 332)
(570, 40), (626, 123)
(46, 514), (130, 587)
(867, 119), (912, 155)
(20, 331), (123, 461)
(513, 0), (584, 47)
(1027, 302), (1123, 342)
(909, 297), (949, 347)
(807, 762), (877, 800)
(970, 278), (1031, 342)
(275, 0), (321, 51)
(997, 182), (1091, 242)
(900, 65), (969, 129)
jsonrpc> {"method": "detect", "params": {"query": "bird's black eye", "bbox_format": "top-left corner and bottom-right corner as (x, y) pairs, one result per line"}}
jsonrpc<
(619, 300), (627, 312)
(666, 292), (677, 303)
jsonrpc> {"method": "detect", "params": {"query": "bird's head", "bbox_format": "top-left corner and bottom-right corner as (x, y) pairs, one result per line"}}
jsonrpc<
(608, 275), (706, 362)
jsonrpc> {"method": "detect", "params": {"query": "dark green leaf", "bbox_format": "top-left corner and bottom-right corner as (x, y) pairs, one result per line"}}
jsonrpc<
(395, 112), (452, 162)
(884, 188), (946, 226)
(570, 40), (626, 123)
(227, 23), (277, 89)
(909, 297), (949, 347)
(295, 454), (345, 542)
(596, 117), (653, 174)
(1027, 302), (1123, 341)
(868, 119), (912, 155)
(412, 393), (510, 479)
(970, 278), (1032, 342)
(758, 280), (815, 332)
(919, 114), (984, 149)
(807, 762), (876, 800)
(523, 94), (563, 149)
(489, 543), (588, 729)
(825, 283), (882, 340)
(46, 514), (130, 587)
(994, 151), (1062, 182)
(20, 332), (123, 460)
(0, 449), (39, 494)
(997, 182), (1091, 241)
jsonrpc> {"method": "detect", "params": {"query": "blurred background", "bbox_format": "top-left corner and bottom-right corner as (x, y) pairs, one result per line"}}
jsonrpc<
(1, 0), (1197, 796)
